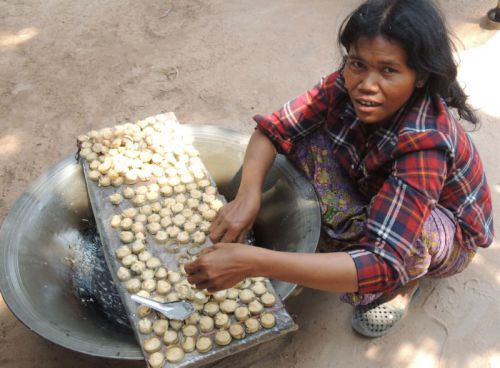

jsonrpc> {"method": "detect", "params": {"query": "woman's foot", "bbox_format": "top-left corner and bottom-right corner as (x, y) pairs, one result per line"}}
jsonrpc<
(351, 281), (420, 337)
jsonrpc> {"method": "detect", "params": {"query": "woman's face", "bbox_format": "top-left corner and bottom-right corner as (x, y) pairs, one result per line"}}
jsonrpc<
(343, 35), (422, 124)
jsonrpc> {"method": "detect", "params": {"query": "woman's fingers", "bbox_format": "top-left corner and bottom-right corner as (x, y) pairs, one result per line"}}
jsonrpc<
(186, 268), (217, 291)
(209, 231), (223, 243)
(184, 256), (202, 275)
(184, 264), (197, 276)
(186, 272), (205, 286)
(220, 227), (241, 243)
(185, 243), (250, 292)
(209, 218), (227, 243)
(208, 196), (260, 243)
(237, 230), (248, 244)
(210, 220), (245, 243)
(198, 247), (216, 258)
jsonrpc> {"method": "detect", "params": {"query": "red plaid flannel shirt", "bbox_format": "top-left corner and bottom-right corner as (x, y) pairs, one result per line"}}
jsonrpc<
(254, 71), (494, 294)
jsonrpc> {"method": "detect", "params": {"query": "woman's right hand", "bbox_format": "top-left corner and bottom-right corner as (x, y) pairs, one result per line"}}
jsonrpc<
(209, 188), (261, 243)
(209, 129), (276, 243)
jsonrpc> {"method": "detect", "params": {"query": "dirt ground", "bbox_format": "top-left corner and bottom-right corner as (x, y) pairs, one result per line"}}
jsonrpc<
(1, 1), (499, 367)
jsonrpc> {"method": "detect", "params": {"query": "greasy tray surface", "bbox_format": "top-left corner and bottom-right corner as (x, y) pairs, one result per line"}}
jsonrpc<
(81, 122), (298, 367)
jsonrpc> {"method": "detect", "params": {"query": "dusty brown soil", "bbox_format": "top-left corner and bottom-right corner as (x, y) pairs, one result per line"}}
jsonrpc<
(1, 1), (499, 367)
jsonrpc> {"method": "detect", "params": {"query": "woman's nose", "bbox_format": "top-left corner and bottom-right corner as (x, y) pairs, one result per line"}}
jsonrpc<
(358, 73), (380, 94)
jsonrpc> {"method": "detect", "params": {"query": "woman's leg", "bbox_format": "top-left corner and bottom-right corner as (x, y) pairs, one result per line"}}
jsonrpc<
(343, 206), (461, 306)
(287, 127), (368, 249)
(350, 206), (473, 337)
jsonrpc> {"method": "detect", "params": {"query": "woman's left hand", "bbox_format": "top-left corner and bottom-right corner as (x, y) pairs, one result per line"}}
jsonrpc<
(185, 243), (258, 292)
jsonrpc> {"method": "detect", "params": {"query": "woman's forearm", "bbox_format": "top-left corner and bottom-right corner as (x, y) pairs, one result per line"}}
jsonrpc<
(251, 247), (359, 293)
(237, 130), (277, 197)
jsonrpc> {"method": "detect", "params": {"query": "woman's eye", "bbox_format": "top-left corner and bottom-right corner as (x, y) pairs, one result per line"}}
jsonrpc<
(349, 60), (364, 69)
(383, 67), (396, 73)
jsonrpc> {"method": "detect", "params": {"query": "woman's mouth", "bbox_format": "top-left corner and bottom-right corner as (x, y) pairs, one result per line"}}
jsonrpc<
(356, 99), (382, 107)
(354, 99), (383, 113)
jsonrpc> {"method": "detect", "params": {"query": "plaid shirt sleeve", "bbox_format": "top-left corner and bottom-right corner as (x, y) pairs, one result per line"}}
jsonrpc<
(253, 71), (342, 154)
(347, 133), (450, 294)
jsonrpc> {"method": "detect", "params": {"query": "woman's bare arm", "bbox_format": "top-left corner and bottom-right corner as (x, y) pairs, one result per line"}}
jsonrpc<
(209, 129), (277, 243)
(185, 243), (358, 293)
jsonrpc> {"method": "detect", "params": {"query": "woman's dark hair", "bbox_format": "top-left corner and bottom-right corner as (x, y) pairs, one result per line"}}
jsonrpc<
(338, 0), (478, 126)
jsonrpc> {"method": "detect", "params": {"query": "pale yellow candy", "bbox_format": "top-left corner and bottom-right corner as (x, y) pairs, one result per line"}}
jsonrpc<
(196, 336), (213, 353)
(115, 245), (131, 259)
(121, 254), (138, 267)
(143, 337), (161, 353)
(140, 269), (155, 280)
(119, 231), (134, 243)
(260, 312), (276, 328)
(89, 170), (101, 181)
(131, 221), (145, 234)
(116, 266), (131, 281)
(261, 292), (276, 307)
(203, 302), (219, 317)
(138, 318), (153, 334)
(168, 271), (182, 284)
(214, 330), (232, 346)
(125, 278), (141, 293)
(181, 336), (196, 353)
(131, 240), (145, 254)
(251, 282), (268, 296)
(234, 306), (250, 322)
(177, 231), (190, 244)
(111, 215), (121, 228)
(219, 299), (238, 314)
(155, 267), (168, 279)
(152, 319), (169, 336)
(147, 257), (162, 269)
(124, 170), (138, 184)
(148, 352), (164, 368)
(182, 324), (198, 337)
(146, 222), (161, 235)
(119, 217), (133, 231)
(248, 300), (264, 315)
(165, 346), (184, 363)
(132, 194), (146, 206)
(163, 330), (178, 345)
(244, 317), (261, 333)
(155, 230), (168, 244)
(199, 316), (214, 333)
(122, 207), (138, 218)
(111, 177), (124, 187)
(147, 214), (161, 223)
(229, 323), (245, 340)
(98, 175), (111, 187)
(156, 280), (172, 294)
(130, 261), (146, 274)
(214, 312), (230, 329)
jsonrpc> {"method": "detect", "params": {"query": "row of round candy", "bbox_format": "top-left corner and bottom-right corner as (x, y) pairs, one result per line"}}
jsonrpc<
(139, 277), (277, 367)
(116, 225), (278, 366)
(144, 310), (277, 367)
(79, 115), (205, 188)
(110, 186), (224, 251)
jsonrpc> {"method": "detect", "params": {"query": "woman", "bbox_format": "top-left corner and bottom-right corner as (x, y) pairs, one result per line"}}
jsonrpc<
(185, 0), (494, 337)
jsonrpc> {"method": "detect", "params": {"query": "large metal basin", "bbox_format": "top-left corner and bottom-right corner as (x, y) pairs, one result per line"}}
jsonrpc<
(0, 125), (320, 360)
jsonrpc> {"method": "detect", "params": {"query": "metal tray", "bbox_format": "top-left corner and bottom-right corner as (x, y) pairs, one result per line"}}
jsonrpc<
(81, 120), (298, 367)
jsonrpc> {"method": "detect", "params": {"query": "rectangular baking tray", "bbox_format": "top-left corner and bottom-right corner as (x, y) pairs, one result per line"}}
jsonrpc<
(80, 115), (297, 367)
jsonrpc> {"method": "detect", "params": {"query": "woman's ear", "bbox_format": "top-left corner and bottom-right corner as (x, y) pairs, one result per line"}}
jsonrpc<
(415, 73), (429, 89)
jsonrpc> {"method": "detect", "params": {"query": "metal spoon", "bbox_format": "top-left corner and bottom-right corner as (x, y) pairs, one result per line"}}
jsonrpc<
(131, 294), (195, 320)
